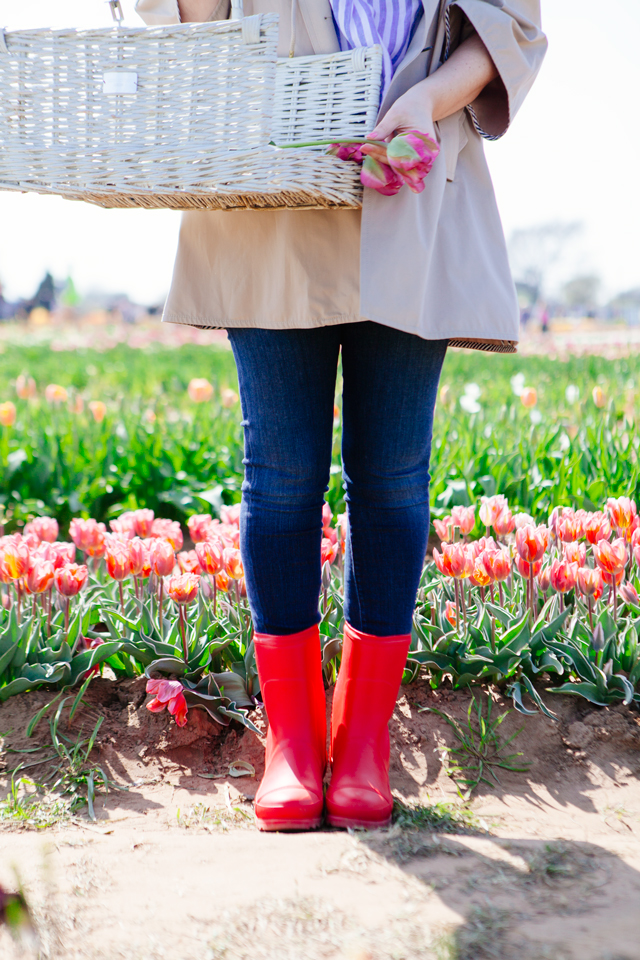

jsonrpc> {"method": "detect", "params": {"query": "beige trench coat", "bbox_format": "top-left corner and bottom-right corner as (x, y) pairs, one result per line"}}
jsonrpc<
(135, 0), (547, 353)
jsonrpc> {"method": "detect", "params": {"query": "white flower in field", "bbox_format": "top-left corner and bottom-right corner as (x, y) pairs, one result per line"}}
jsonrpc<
(510, 373), (525, 396)
(460, 383), (481, 413)
(513, 512), (535, 529)
(565, 384), (580, 404)
(464, 383), (481, 400)
(530, 409), (542, 425)
(459, 394), (481, 414)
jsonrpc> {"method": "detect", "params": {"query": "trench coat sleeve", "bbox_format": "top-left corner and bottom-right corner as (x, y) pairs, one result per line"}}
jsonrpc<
(448, 0), (547, 139)
(134, 0), (230, 24)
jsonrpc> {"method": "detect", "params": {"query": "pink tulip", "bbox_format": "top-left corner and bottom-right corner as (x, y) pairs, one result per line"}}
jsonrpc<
(69, 518), (106, 557)
(584, 512), (611, 545)
(577, 566), (603, 601)
(187, 514), (212, 543)
(177, 550), (202, 575)
(433, 542), (473, 579)
(321, 538), (339, 566)
(110, 513), (137, 539)
(149, 538), (175, 577)
(150, 519), (183, 551)
(386, 130), (440, 194)
(105, 539), (133, 581)
(563, 541), (586, 566)
(132, 508), (155, 538)
(195, 539), (224, 577)
(451, 505), (475, 536)
(433, 517), (452, 542)
(479, 495), (509, 530)
(607, 497), (637, 534)
(515, 555), (542, 579)
(593, 537), (627, 576)
(24, 517), (59, 543)
(493, 508), (515, 537)
(328, 142), (364, 162)
(515, 525), (547, 563)
(549, 558), (579, 594)
(538, 565), (551, 592)
(619, 581), (639, 605)
(54, 564), (88, 597)
(25, 559), (54, 595)
(360, 155), (403, 196)
(220, 504), (241, 528)
(130, 537), (151, 578)
(146, 678), (188, 727)
(482, 547), (511, 582)
(166, 572), (200, 605)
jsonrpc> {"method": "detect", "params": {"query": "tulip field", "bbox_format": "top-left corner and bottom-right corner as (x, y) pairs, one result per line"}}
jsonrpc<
(1, 337), (640, 731)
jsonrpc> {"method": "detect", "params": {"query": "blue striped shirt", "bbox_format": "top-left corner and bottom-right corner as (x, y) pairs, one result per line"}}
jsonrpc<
(328, 0), (423, 97)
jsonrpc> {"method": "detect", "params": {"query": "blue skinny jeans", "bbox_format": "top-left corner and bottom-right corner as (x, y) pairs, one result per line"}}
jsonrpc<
(227, 322), (447, 637)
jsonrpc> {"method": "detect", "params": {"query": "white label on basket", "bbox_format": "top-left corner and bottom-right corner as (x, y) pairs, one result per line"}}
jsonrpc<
(103, 71), (138, 95)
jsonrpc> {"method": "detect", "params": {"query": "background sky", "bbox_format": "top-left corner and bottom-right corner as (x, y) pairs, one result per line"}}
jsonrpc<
(0, 0), (637, 305)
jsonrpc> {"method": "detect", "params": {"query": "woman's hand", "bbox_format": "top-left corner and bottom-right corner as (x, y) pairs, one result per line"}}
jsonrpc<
(363, 88), (436, 164)
(363, 34), (498, 164)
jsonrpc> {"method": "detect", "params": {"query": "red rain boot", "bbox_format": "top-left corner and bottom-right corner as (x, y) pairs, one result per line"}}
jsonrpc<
(326, 623), (411, 829)
(254, 625), (326, 831)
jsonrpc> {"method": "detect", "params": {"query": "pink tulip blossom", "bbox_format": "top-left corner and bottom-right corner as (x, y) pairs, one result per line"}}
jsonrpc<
(146, 678), (188, 727)
(386, 130), (440, 194)
(360, 155), (403, 196)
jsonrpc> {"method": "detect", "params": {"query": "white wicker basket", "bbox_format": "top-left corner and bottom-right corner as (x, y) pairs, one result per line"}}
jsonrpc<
(0, 17), (382, 211)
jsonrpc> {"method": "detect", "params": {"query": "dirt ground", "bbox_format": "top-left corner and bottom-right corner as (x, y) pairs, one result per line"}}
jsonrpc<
(1, 677), (640, 960)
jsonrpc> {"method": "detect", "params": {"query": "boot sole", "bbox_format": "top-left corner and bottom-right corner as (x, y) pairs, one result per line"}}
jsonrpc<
(256, 815), (323, 832)
(326, 813), (391, 830)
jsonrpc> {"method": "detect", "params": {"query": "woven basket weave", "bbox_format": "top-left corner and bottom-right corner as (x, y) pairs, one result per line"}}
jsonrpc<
(0, 18), (382, 211)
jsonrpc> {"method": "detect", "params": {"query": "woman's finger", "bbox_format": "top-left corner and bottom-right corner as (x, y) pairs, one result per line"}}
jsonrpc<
(360, 143), (388, 164)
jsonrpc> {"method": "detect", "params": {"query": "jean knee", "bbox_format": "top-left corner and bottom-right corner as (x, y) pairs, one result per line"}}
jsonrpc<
(343, 462), (432, 511)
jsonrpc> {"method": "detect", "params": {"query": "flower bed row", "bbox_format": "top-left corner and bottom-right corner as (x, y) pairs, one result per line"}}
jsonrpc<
(1, 493), (640, 728)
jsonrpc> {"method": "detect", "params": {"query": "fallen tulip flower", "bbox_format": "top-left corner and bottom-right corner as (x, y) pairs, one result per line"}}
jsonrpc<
(146, 678), (188, 727)
(386, 130), (440, 194)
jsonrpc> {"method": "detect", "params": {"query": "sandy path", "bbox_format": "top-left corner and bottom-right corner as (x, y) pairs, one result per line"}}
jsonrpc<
(1, 682), (640, 959)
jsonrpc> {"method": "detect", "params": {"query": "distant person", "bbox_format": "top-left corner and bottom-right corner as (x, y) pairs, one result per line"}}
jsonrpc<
(137, 0), (547, 832)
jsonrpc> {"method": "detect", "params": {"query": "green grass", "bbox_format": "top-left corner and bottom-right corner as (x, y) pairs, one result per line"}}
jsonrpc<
(0, 341), (639, 533)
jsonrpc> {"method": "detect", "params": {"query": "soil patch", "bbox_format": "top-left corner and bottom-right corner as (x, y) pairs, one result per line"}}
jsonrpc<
(1, 679), (640, 959)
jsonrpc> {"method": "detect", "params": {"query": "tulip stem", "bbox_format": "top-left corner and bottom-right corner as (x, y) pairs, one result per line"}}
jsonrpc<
(64, 599), (70, 638)
(158, 579), (164, 625)
(613, 580), (618, 621)
(498, 582), (504, 609)
(179, 606), (188, 664)
(47, 587), (53, 637)
(119, 581), (125, 616)
(587, 595), (594, 632)
(32, 596), (36, 619)
(454, 579), (461, 633)
(271, 136), (387, 149)
(491, 616), (496, 652)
